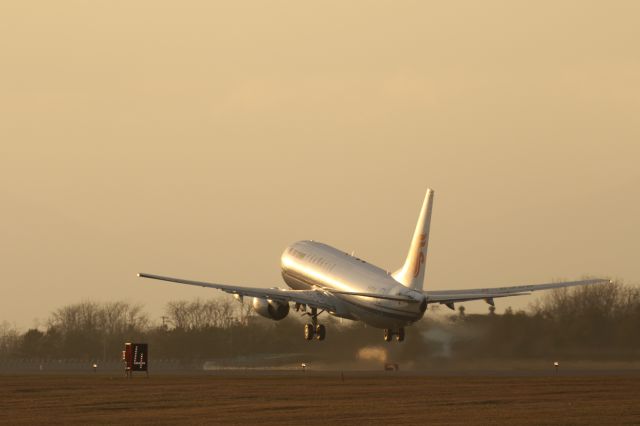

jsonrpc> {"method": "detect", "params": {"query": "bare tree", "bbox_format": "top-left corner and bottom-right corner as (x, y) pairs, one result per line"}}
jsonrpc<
(0, 322), (20, 359)
(165, 299), (240, 330)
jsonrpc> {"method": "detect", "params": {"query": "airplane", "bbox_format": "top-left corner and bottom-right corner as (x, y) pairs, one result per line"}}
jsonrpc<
(139, 189), (609, 342)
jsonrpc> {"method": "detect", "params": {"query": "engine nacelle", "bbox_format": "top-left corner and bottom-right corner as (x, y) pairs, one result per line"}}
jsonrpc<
(252, 298), (290, 321)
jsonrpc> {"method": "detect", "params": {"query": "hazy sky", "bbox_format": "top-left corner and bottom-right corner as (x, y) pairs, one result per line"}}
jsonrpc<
(1, 1), (639, 329)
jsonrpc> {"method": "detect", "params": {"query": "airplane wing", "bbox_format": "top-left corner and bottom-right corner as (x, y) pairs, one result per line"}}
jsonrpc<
(425, 278), (611, 306)
(138, 273), (418, 312)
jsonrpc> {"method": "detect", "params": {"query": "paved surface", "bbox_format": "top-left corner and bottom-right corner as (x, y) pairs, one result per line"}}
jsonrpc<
(1, 374), (639, 424)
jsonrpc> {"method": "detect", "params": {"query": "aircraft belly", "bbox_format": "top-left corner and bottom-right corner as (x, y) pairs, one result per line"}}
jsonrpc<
(338, 296), (418, 328)
(281, 255), (422, 328)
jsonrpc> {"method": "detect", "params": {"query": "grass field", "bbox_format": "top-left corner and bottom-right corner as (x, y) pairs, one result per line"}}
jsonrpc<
(1, 373), (639, 425)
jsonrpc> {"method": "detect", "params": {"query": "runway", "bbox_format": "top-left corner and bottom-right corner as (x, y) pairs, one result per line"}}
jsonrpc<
(2, 373), (639, 424)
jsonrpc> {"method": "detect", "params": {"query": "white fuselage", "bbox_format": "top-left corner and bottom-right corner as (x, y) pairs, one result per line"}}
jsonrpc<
(280, 240), (427, 328)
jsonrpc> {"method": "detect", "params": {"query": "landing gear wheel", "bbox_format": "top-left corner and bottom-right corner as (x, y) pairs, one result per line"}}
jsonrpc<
(396, 327), (405, 342)
(384, 329), (393, 342)
(315, 324), (326, 341)
(304, 323), (315, 340)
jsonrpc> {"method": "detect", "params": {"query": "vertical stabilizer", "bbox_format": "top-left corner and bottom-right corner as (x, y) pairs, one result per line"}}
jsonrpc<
(392, 189), (434, 291)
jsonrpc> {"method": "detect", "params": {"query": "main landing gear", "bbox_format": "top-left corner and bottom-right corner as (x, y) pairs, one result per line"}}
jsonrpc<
(383, 327), (405, 342)
(302, 307), (326, 341)
(304, 323), (326, 341)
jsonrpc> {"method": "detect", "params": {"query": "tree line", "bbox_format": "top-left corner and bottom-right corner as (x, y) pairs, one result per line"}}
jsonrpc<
(1, 281), (638, 363)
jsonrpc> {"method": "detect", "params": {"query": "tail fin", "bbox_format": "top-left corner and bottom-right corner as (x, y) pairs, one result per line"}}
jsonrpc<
(392, 189), (434, 291)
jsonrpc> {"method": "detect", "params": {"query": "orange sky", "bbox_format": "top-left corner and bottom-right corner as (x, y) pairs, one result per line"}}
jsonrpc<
(1, 1), (639, 328)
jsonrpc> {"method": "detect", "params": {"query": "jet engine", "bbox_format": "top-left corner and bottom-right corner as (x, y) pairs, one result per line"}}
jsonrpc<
(252, 298), (290, 320)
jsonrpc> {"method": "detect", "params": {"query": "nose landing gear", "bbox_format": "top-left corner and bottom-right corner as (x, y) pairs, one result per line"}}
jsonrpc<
(383, 327), (405, 342)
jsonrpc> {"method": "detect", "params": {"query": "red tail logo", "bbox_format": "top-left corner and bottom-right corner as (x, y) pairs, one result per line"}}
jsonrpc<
(413, 234), (427, 278)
